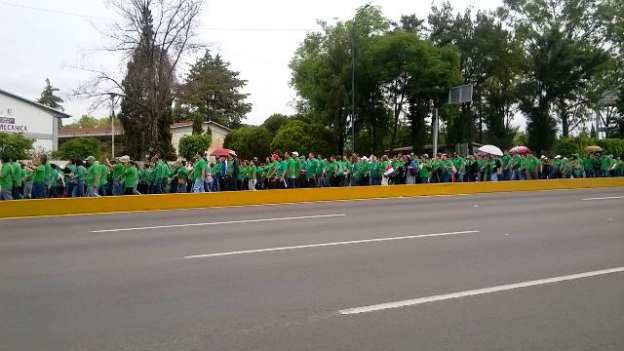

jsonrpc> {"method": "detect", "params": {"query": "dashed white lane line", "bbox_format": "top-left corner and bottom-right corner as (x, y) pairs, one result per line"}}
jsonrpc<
(91, 213), (347, 233)
(338, 266), (624, 315)
(184, 230), (479, 259)
(581, 196), (624, 201)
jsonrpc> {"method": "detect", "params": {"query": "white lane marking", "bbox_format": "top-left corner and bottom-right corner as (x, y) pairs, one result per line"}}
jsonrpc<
(339, 266), (624, 315)
(91, 213), (347, 233)
(581, 196), (624, 201)
(184, 230), (479, 259)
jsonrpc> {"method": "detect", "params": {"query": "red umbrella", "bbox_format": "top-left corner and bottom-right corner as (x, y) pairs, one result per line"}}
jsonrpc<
(510, 146), (531, 155)
(210, 148), (236, 157)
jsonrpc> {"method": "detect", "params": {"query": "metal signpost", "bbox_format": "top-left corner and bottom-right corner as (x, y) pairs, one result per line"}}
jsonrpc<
(432, 84), (473, 156)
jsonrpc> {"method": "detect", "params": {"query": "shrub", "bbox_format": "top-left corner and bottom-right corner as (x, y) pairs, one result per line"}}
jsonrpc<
(178, 134), (211, 160)
(0, 132), (33, 160)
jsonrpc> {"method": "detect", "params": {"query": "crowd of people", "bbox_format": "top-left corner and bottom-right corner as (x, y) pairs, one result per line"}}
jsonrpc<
(0, 150), (623, 200)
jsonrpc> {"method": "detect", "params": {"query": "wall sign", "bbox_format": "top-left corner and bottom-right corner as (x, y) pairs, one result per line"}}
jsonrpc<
(0, 113), (28, 133)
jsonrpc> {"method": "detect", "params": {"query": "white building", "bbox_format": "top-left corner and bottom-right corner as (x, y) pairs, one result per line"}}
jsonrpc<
(170, 120), (231, 156)
(0, 88), (71, 152)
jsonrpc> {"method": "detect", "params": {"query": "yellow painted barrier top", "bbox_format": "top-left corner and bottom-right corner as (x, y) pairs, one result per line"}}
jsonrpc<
(1, 178), (623, 219)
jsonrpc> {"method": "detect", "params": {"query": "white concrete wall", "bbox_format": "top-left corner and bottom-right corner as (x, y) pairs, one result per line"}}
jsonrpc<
(0, 93), (58, 152)
(171, 123), (229, 157)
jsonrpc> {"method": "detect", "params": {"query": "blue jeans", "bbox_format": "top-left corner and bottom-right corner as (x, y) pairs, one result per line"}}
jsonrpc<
(87, 186), (99, 197)
(72, 180), (85, 197)
(192, 179), (205, 192)
(287, 178), (296, 189)
(112, 181), (124, 196)
(0, 189), (13, 200)
(32, 182), (47, 199)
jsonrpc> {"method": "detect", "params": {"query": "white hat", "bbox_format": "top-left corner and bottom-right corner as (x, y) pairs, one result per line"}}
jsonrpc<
(540, 155), (547, 159)
(292, 151), (299, 157)
(117, 155), (131, 163)
(555, 155), (562, 159)
(361, 156), (369, 161)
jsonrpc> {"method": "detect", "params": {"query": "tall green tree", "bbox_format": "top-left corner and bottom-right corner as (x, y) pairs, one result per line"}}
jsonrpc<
(505, 0), (609, 143)
(37, 78), (64, 111)
(290, 6), (389, 154)
(223, 126), (273, 160)
(178, 50), (251, 129)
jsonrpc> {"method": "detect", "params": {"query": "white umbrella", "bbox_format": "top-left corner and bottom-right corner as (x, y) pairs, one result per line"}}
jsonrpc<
(478, 144), (503, 156)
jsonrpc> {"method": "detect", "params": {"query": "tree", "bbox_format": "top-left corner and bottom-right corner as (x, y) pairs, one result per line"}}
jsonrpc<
(192, 115), (203, 135)
(178, 50), (252, 129)
(0, 133), (33, 160)
(290, 5), (389, 154)
(55, 138), (101, 160)
(37, 78), (64, 111)
(270, 120), (334, 156)
(505, 0), (609, 139)
(178, 134), (211, 160)
(261, 113), (289, 135)
(365, 31), (461, 150)
(223, 126), (273, 160)
(84, 0), (204, 160)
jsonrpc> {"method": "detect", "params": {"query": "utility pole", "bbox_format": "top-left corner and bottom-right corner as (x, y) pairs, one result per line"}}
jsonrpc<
(432, 100), (439, 157)
(109, 93), (116, 158)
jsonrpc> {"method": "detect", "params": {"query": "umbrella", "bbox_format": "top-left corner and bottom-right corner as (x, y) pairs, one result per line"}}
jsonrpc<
(510, 145), (531, 155)
(585, 145), (603, 153)
(210, 148), (236, 157)
(478, 144), (503, 157)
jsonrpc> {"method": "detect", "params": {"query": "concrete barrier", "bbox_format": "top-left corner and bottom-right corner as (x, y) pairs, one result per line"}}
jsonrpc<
(1, 178), (623, 219)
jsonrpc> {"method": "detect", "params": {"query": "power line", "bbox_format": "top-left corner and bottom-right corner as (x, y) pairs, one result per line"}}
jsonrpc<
(0, 0), (109, 20)
(0, 1), (315, 32)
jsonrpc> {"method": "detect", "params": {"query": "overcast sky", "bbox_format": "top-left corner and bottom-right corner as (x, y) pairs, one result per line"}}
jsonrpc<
(0, 0), (503, 125)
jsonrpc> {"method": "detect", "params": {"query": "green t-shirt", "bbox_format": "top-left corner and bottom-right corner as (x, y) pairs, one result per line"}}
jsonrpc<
(0, 163), (13, 190)
(453, 157), (466, 173)
(124, 166), (139, 189)
(112, 164), (126, 182)
(22, 168), (33, 182)
(33, 164), (47, 183)
(77, 165), (87, 182)
(153, 160), (170, 182)
(501, 155), (511, 170)
(177, 166), (190, 181)
(305, 158), (318, 178)
(98, 163), (109, 186)
(276, 160), (287, 178)
(12, 162), (23, 187)
(192, 159), (207, 182)
(86, 162), (100, 187)
(287, 158), (298, 179)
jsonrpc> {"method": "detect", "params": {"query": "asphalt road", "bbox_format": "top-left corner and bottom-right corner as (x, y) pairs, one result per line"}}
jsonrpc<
(1, 188), (624, 351)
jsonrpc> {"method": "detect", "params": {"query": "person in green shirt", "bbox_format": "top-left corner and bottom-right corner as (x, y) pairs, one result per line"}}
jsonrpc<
(31, 155), (49, 199)
(70, 159), (87, 197)
(84, 156), (100, 197)
(191, 155), (207, 192)
(286, 152), (298, 188)
(48, 163), (65, 198)
(305, 153), (319, 187)
(151, 156), (170, 194)
(452, 154), (466, 182)
(11, 161), (23, 199)
(97, 160), (110, 196)
(123, 161), (140, 195)
(0, 158), (14, 200)
(22, 164), (34, 199)
(500, 152), (512, 181)
(174, 160), (190, 193)
(110, 158), (127, 195)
